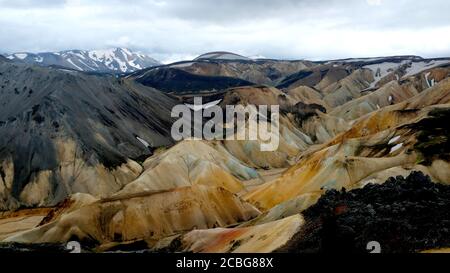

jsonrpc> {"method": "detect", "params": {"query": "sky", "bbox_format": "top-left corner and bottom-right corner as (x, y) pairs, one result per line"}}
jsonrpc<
(0, 0), (449, 63)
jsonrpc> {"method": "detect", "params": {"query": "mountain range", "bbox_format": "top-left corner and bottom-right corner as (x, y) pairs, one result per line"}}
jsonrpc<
(3, 48), (161, 73)
(0, 50), (449, 253)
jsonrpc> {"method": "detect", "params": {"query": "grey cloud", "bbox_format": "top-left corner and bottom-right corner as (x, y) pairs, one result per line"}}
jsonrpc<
(0, 0), (449, 62)
(0, 0), (67, 9)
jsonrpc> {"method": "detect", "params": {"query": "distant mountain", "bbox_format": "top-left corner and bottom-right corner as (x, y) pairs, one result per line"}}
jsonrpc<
(324, 55), (424, 64)
(194, 51), (252, 61)
(130, 67), (254, 94)
(4, 48), (160, 73)
(277, 56), (450, 89)
(129, 56), (313, 91)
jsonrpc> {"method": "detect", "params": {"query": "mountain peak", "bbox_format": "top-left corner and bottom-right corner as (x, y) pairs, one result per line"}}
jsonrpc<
(5, 48), (160, 73)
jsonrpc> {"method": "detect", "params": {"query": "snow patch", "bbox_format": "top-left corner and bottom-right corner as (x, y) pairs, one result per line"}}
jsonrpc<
(121, 48), (132, 56)
(403, 60), (450, 78)
(58, 68), (79, 74)
(185, 99), (222, 111)
(78, 59), (95, 71)
(136, 137), (151, 148)
(6, 48), (158, 73)
(388, 136), (401, 145)
(14, 53), (28, 60)
(88, 48), (116, 62)
(424, 72), (436, 88)
(364, 60), (409, 88)
(360, 178), (379, 187)
(362, 58), (447, 87)
(67, 58), (84, 71)
(249, 55), (267, 60)
(128, 59), (142, 70)
(390, 143), (403, 154)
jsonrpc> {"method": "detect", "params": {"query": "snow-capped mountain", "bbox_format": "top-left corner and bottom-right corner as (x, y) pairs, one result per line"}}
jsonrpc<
(4, 48), (160, 73)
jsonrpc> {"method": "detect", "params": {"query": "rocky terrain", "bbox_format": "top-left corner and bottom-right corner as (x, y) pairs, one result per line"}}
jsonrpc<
(127, 53), (313, 93)
(278, 172), (450, 253)
(0, 57), (176, 210)
(0, 52), (449, 253)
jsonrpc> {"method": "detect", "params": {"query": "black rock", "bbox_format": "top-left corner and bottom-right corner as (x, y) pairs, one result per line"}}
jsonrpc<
(278, 172), (450, 253)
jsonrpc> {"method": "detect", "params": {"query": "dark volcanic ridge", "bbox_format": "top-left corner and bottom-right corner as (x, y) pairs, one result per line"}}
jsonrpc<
(128, 57), (315, 90)
(278, 172), (450, 253)
(132, 67), (254, 94)
(0, 59), (177, 208)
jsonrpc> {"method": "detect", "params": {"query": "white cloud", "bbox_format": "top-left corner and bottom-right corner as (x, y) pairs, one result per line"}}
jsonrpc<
(366, 0), (382, 6)
(159, 53), (198, 64)
(0, 0), (449, 62)
(106, 36), (135, 48)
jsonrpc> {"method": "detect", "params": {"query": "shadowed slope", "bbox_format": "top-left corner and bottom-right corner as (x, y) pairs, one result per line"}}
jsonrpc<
(0, 60), (177, 209)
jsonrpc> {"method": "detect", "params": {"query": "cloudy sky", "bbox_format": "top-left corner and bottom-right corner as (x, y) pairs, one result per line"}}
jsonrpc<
(1, 0), (449, 63)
